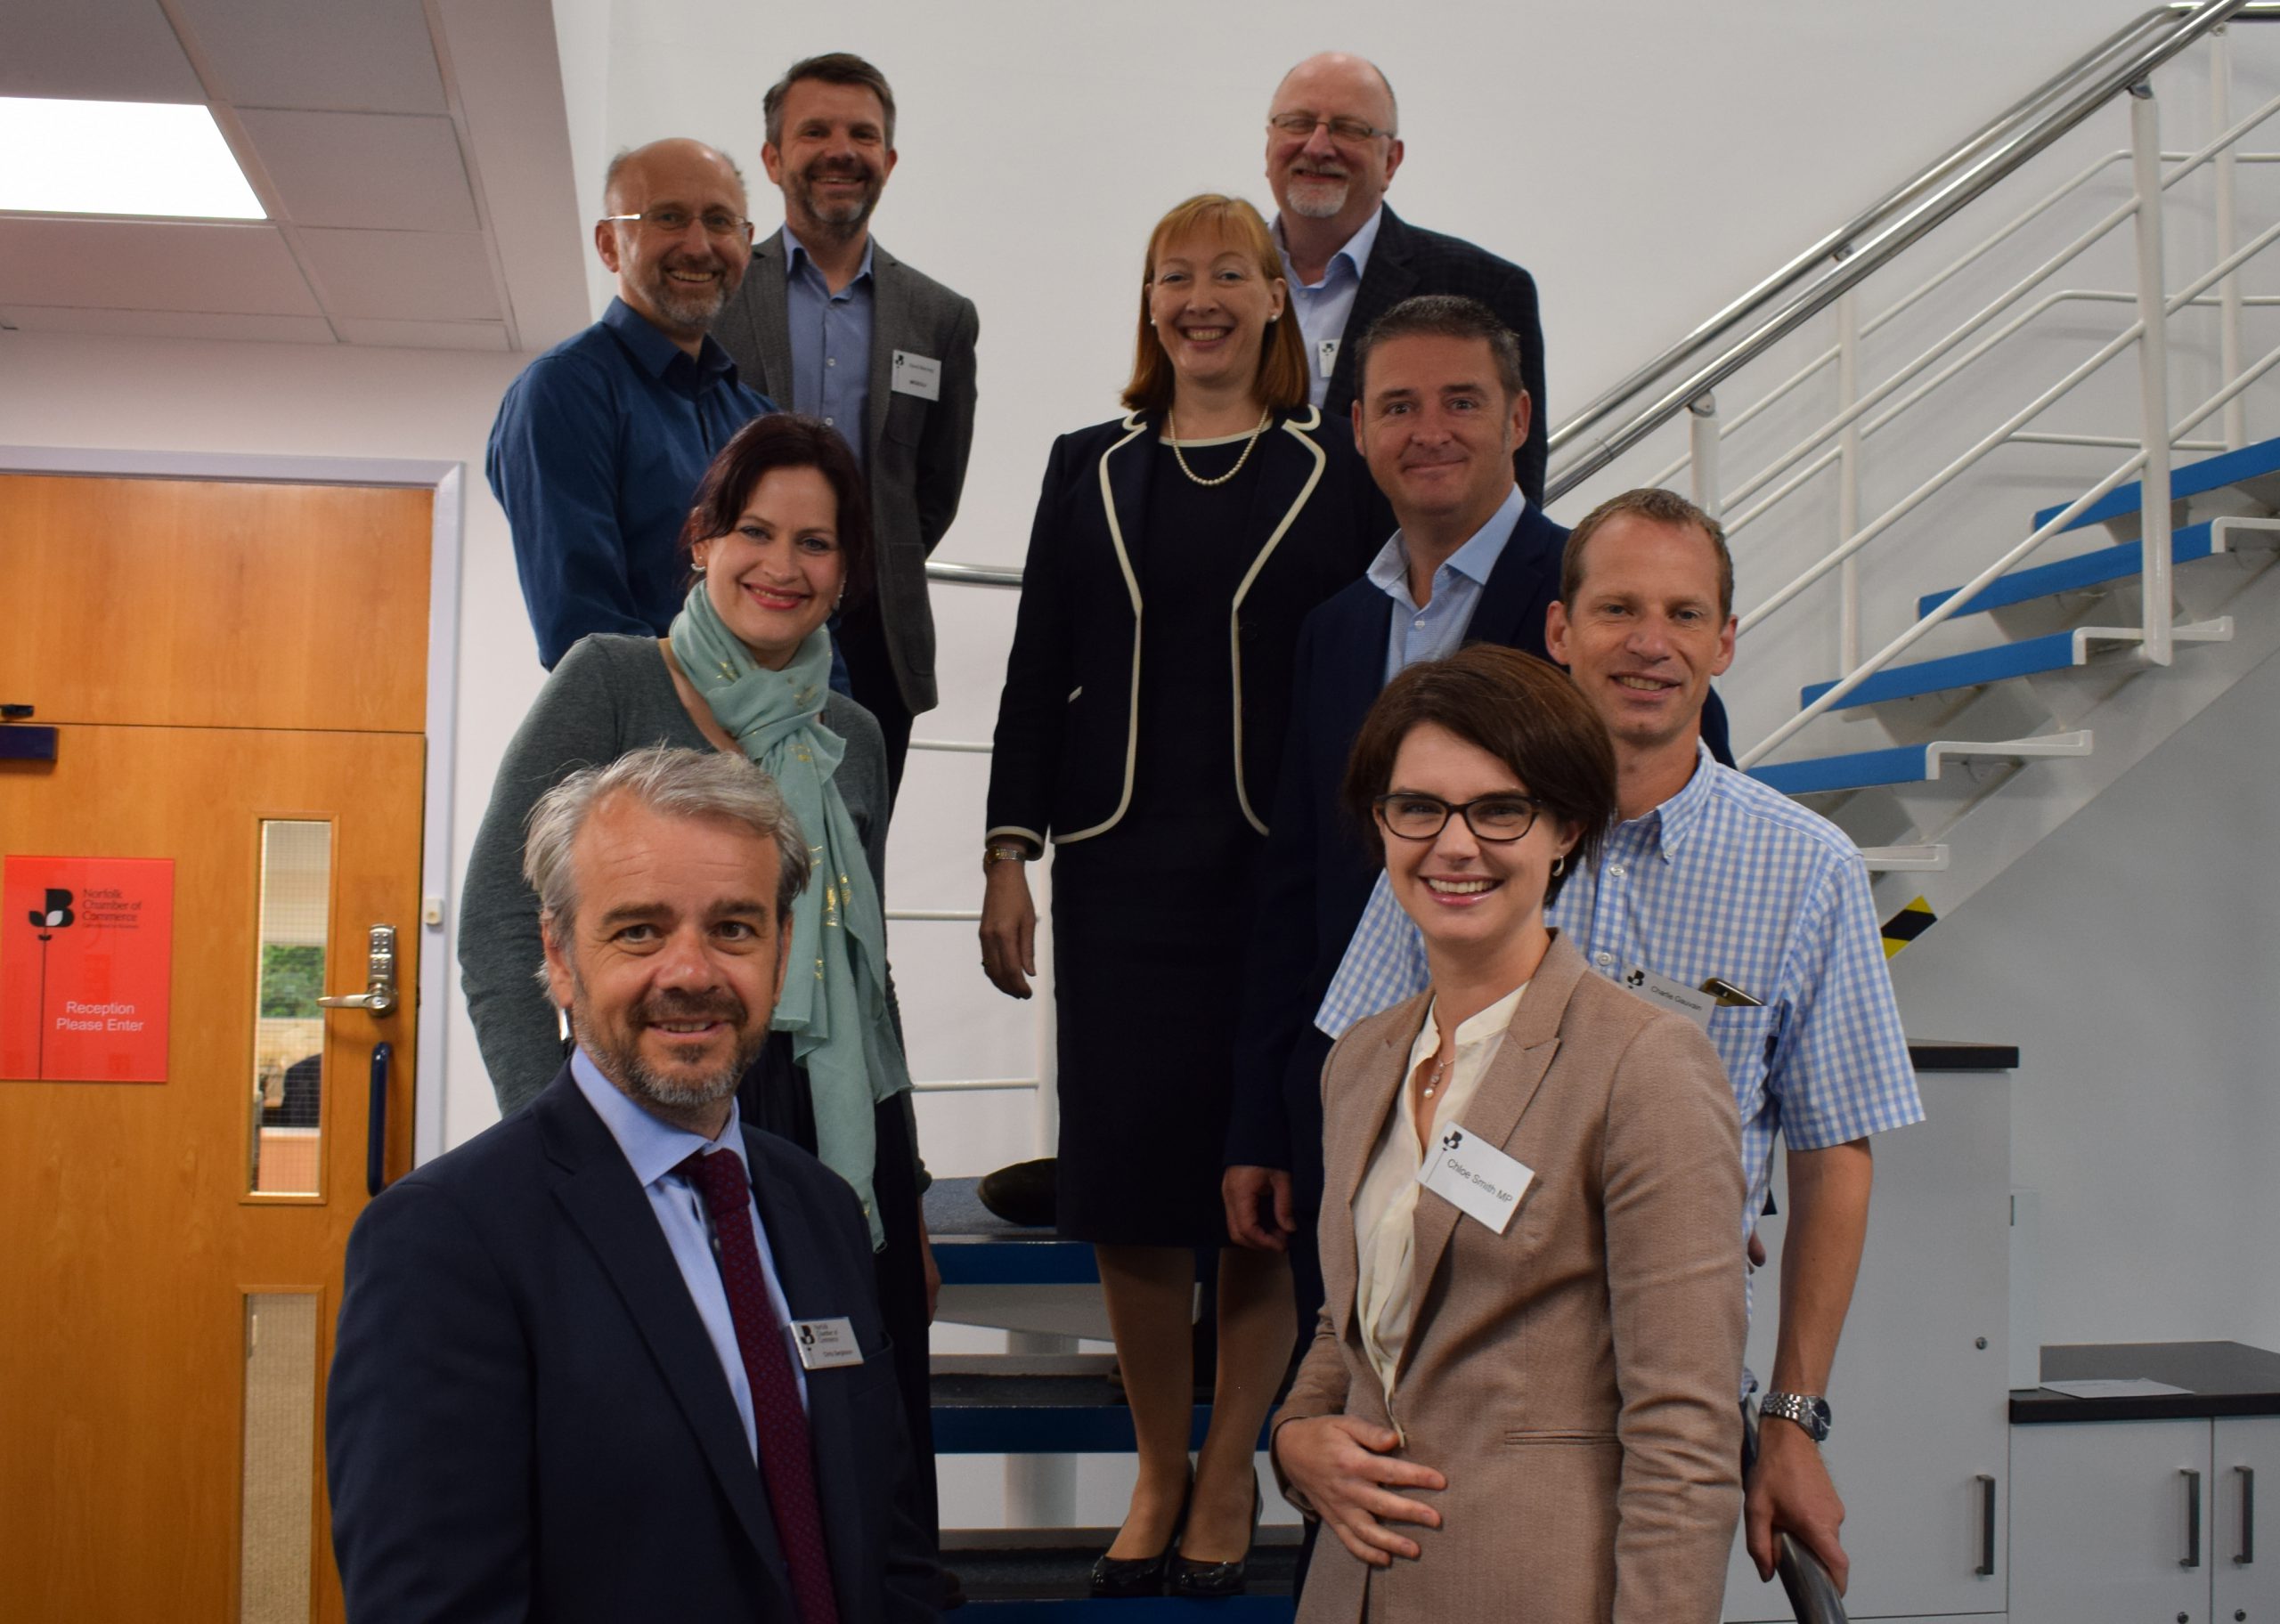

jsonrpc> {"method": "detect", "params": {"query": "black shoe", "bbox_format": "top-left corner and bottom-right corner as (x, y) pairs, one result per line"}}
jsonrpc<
(938, 1567), (965, 1611)
(1168, 1477), (1262, 1598)
(1089, 1474), (1193, 1598)
(977, 1158), (1056, 1228)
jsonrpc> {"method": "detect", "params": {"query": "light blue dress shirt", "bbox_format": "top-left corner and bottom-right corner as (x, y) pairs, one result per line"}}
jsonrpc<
(1276, 206), (1385, 409)
(570, 1048), (807, 1462)
(1364, 483), (1529, 683)
(783, 224), (876, 471)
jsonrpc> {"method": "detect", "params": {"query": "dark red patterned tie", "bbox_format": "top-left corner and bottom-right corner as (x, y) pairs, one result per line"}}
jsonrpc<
(678, 1149), (843, 1624)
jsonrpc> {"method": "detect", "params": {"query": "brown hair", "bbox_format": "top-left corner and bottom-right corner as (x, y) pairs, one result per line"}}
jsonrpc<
(1561, 487), (1734, 619)
(679, 413), (875, 608)
(1121, 194), (1309, 415)
(1341, 645), (1616, 907)
(1353, 294), (1526, 403)
(764, 53), (897, 149)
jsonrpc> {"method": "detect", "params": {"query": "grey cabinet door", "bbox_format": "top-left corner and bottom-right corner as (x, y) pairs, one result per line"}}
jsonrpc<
(2212, 1417), (2280, 1622)
(2011, 1419), (2212, 1624)
(1721, 1070), (2013, 1621)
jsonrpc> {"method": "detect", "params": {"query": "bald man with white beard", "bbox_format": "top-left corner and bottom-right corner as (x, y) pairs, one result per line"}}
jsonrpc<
(1264, 53), (1549, 500)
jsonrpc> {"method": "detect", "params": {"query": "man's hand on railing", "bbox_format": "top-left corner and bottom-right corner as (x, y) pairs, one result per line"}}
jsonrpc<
(1222, 1165), (1296, 1252)
(978, 860), (1038, 998)
(1748, 1417), (1851, 1593)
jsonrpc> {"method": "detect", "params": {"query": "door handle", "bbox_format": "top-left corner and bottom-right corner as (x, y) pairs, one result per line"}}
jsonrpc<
(366, 1042), (391, 1198)
(319, 925), (398, 1018)
(1975, 1474), (1998, 1577)
(2240, 1465), (2256, 1565)
(2184, 1467), (2203, 1569)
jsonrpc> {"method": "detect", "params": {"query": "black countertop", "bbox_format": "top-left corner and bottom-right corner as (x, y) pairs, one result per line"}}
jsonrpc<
(2011, 1341), (2280, 1423)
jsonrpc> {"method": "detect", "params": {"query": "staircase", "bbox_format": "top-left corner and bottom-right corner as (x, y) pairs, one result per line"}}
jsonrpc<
(1747, 435), (2280, 923)
(925, 1178), (1300, 1620)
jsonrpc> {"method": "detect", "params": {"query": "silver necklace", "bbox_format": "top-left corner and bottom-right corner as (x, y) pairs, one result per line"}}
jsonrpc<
(1167, 408), (1271, 488)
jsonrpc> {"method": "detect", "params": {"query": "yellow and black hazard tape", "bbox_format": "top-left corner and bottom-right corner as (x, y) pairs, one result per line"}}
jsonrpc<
(1882, 896), (1936, 959)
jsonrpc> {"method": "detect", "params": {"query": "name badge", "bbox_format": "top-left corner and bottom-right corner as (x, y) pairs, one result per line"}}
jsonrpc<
(1621, 965), (1715, 1029)
(1416, 1125), (1533, 1234)
(789, 1316), (864, 1369)
(1316, 337), (1340, 379)
(890, 350), (942, 402)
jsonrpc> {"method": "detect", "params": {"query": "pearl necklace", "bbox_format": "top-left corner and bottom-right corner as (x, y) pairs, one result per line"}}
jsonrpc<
(1167, 408), (1272, 488)
(1421, 1053), (1452, 1100)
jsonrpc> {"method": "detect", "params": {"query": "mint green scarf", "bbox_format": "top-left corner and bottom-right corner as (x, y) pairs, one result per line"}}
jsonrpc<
(670, 582), (909, 1248)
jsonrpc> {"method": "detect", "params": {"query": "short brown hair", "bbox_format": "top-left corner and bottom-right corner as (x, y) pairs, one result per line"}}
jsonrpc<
(680, 413), (875, 608)
(1121, 194), (1309, 416)
(1341, 645), (1616, 908)
(1354, 294), (1526, 403)
(1560, 487), (1733, 619)
(764, 53), (896, 149)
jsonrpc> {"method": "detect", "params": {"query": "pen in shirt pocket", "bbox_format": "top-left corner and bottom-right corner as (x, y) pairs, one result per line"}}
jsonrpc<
(1698, 977), (1763, 1008)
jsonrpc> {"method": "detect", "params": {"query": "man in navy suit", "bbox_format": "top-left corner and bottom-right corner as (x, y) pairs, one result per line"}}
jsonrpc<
(1265, 53), (1550, 500)
(1221, 297), (1731, 1339)
(327, 745), (937, 1624)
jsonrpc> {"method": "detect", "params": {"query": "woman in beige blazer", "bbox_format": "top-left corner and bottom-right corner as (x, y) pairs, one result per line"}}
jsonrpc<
(1272, 646), (1747, 1623)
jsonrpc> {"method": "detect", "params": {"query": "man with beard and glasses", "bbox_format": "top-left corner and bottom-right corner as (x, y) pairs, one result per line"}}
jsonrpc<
(489, 139), (778, 670)
(715, 53), (980, 804)
(1265, 53), (1550, 501)
(328, 746), (940, 1624)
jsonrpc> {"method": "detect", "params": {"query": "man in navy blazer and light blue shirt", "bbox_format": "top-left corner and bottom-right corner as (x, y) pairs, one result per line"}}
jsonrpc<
(326, 746), (936, 1624)
(1221, 296), (1731, 1337)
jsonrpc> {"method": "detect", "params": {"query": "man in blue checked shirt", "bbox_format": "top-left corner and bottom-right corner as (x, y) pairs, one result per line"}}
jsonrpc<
(1315, 486), (1921, 1596)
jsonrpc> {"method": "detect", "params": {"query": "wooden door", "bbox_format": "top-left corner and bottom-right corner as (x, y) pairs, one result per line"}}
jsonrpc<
(0, 475), (430, 1623)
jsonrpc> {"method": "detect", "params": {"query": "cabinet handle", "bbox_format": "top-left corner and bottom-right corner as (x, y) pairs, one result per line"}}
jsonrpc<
(2240, 1465), (2256, 1565)
(2183, 1467), (2203, 1569)
(1975, 1474), (1998, 1577)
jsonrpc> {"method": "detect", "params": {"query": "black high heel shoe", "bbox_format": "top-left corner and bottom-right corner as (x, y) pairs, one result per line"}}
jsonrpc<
(1089, 1472), (1193, 1598)
(1167, 1475), (1262, 1598)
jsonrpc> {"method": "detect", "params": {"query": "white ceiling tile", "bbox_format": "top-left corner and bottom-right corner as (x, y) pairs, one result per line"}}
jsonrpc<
(334, 317), (509, 350)
(0, 218), (321, 314)
(0, 306), (338, 344)
(294, 227), (499, 321)
(237, 110), (476, 231)
(0, 1), (205, 102)
(174, 0), (446, 114)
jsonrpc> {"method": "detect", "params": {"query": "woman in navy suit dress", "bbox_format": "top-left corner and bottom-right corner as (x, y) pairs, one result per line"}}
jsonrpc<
(981, 195), (1387, 1595)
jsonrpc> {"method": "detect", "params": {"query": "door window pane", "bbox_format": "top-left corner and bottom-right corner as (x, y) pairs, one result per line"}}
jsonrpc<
(248, 822), (330, 1196)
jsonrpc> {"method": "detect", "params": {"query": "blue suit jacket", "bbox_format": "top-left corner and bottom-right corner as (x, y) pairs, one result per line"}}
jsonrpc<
(1223, 503), (1732, 1190)
(326, 1068), (938, 1624)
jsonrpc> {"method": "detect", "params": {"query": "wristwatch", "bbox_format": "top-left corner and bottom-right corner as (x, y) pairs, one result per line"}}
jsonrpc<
(982, 842), (1032, 868)
(1759, 1392), (1833, 1442)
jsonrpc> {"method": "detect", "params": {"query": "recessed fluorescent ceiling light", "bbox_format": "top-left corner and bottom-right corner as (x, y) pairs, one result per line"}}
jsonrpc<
(0, 98), (265, 219)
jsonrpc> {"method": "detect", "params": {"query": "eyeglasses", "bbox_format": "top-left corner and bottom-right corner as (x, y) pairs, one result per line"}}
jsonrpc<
(1267, 111), (1396, 144)
(599, 207), (755, 240)
(1373, 792), (1543, 843)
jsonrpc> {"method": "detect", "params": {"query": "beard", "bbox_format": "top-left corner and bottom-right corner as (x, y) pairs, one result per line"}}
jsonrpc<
(786, 158), (884, 240)
(640, 254), (733, 330)
(1283, 167), (1352, 220)
(570, 981), (768, 1120)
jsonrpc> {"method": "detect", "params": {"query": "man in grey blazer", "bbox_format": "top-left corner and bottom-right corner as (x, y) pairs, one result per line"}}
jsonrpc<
(714, 53), (981, 801)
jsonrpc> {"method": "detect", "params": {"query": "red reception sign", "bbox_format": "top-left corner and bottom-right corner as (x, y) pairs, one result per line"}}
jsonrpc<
(1, 857), (175, 1083)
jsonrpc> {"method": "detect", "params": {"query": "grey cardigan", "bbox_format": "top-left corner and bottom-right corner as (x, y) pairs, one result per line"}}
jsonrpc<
(460, 634), (897, 1116)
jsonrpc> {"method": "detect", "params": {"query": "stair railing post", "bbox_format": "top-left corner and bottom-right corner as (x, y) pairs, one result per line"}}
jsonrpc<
(1688, 392), (1721, 520)
(2213, 26), (2247, 451)
(2129, 81), (2175, 666)
(1836, 289), (1865, 672)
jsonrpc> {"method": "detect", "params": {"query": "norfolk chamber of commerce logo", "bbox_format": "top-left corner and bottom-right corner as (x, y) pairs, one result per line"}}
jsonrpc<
(1439, 1128), (1464, 1155)
(31, 889), (75, 931)
(1624, 968), (1646, 990)
(27, 889), (75, 1078)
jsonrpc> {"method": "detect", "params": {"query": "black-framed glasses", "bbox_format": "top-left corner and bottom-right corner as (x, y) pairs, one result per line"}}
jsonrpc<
(599, 207), (755, 240)
(1267, 111), (1396, 144)
(1373, 792), (1543, 843)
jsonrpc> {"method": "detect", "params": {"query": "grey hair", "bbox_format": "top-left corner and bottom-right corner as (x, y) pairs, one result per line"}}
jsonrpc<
(600, 141), (748, 213)
(523, 745), (811, 954)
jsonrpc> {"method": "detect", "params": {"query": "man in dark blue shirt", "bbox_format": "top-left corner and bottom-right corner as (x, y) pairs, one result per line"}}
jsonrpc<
(488, 138), (778, 669)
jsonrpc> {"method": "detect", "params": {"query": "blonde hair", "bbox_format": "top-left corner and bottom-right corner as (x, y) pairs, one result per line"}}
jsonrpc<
(1121, 194), (1308, 415)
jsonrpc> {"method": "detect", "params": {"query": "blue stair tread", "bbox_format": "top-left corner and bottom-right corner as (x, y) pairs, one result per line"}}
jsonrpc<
(1917, 522), (2216, 618)
(925, 1175), (1098, 1286)
(932, 1373), (1266, 1454)
(1749, 745), (1933, 795)
(2032, 434), (2280, 532)
(954, 1532), (1299, 1610)
(1799, 629), (2079, 710)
